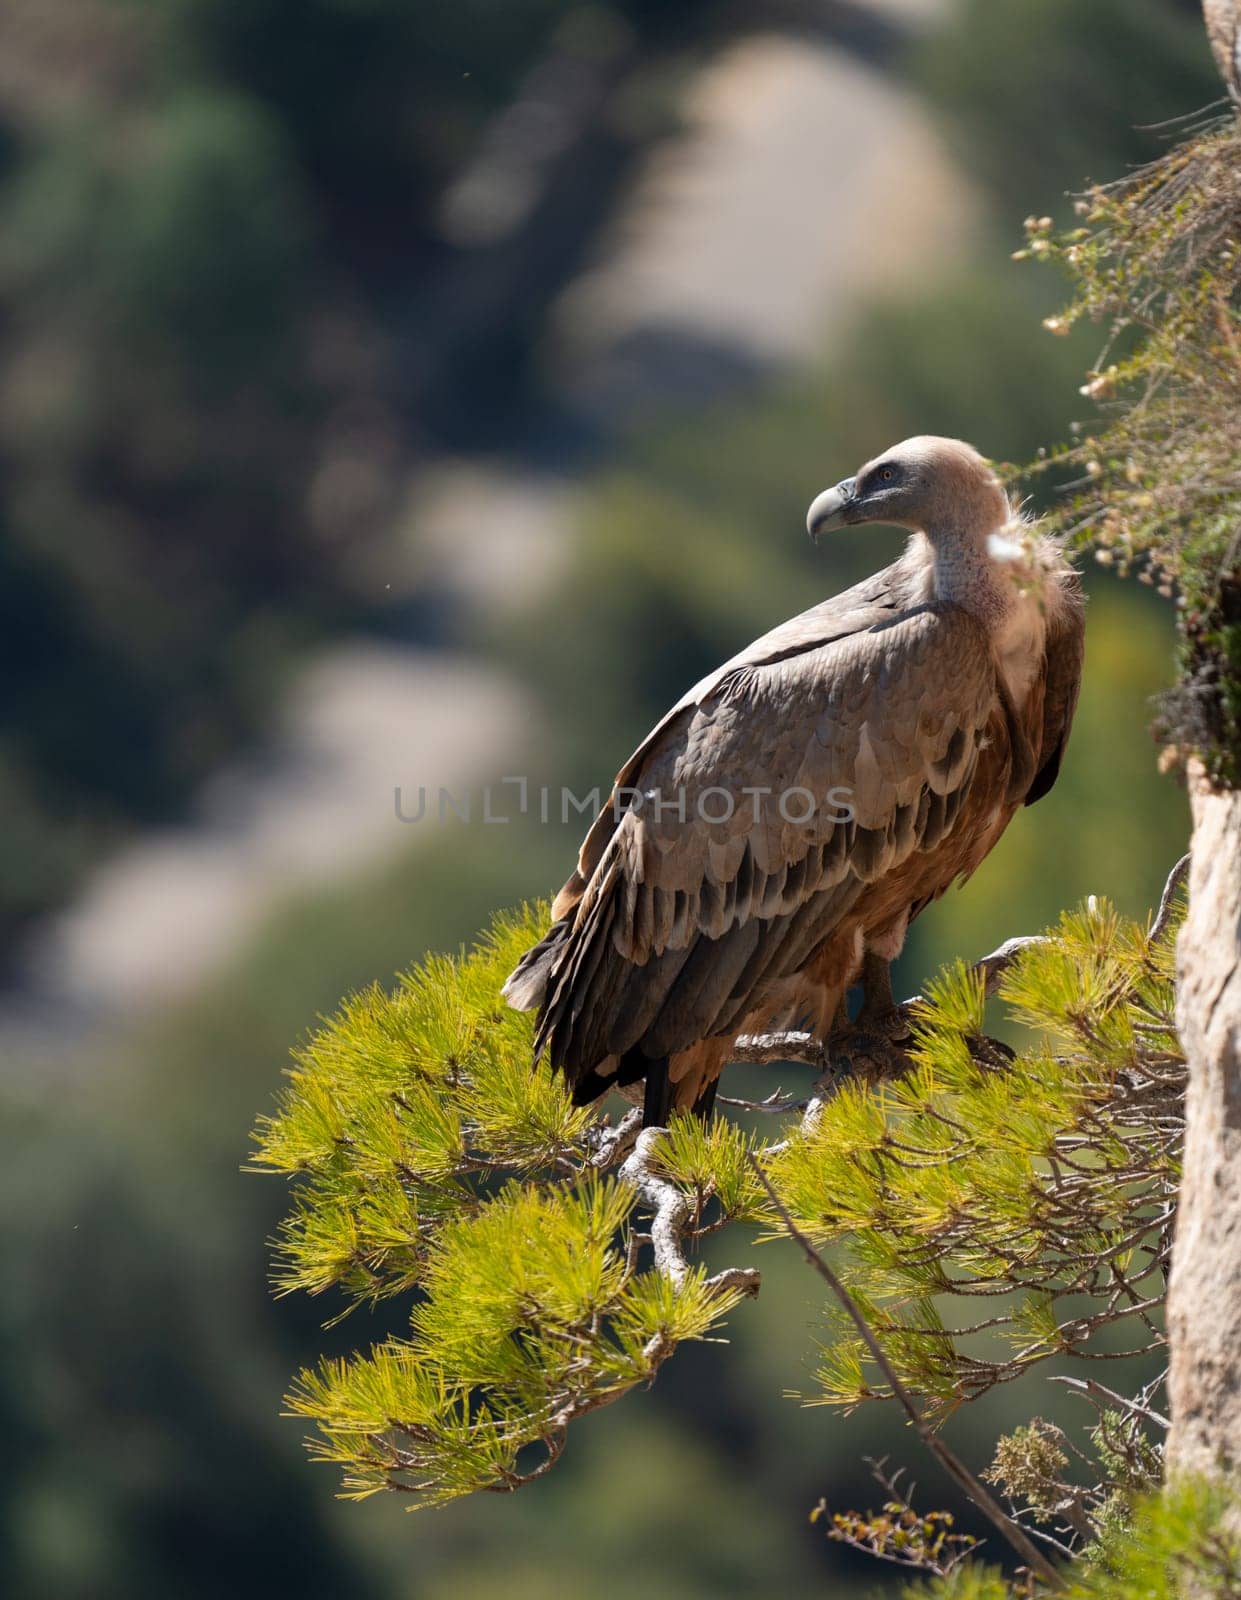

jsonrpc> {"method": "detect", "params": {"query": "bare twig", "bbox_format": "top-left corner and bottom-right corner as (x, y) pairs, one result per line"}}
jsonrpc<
(1149, 852), (1190, 945)
(748, 1154), (1063, 1590)
(1048, 1375), (1170, 1431)
(817, 1456), (981, 1578)
(717, 1088), (809, 1114)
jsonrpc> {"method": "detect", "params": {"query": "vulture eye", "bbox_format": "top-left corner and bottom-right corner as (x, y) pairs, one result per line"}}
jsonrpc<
(879, 466), (896, 482)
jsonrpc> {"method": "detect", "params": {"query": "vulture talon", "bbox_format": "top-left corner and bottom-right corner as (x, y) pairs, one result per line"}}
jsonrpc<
(504, 437), (1084, 1125)
(830, 1028), (916, 1084)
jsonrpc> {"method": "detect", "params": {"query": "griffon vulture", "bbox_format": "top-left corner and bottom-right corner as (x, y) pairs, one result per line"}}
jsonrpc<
(505, 437), (1084, 1125)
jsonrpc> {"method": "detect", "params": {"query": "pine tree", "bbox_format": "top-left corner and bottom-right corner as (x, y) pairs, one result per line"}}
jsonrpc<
(251, 865), (1231, 1586)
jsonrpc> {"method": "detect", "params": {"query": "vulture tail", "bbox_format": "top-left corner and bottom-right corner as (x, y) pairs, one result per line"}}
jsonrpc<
(502, 920), (570, 1012)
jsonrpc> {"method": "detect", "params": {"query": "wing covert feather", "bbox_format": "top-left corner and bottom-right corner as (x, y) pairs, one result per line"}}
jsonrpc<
(595, 602), (997, 964)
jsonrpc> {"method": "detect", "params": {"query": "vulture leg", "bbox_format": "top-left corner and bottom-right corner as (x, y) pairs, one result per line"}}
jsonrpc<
(642, 1058), (673, 1128)
(856, 949), (896, 1024)
(836, 948), (916, 1084)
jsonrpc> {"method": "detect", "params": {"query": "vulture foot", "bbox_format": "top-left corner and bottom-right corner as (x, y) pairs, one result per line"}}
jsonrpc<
(826, 1015), (1015, 1085)
(828, 952), (918, 1080)
(827, 1020), (916, 1083)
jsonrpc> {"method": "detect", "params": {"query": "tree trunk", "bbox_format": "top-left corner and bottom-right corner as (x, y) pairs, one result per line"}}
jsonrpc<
(1167, 767), (1241, 1484)
(1203, 0), (1241, 101)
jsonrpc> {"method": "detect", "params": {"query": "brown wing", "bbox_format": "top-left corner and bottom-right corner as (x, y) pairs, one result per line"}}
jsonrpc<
(879, 562), (1085, 943)
(1024, 567), (1086, 806)
(552, 545), (929, 918)
(513, 590), (1002, 1101)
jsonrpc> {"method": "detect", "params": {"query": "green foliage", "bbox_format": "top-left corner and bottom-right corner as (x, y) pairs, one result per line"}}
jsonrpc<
(653, 1113), (765, 1220)
(258, 883), (1185, 1518)
(906, 1482), (1241, 1599)
(252, 904), (592, 1302)
(1072, 1481), (1241, 1597)
(906, 1568), (1010, 1600)
(982, 1409), (1164, 1555)
(764, 899), (1181, 1416)
(986, 1420), (1072, 1524)
(253, 904), (758, 1504)
(282, 1174), (739, 1505)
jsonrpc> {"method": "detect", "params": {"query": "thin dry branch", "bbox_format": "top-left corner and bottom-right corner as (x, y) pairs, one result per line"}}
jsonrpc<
(1149, 852), (1190, 945)
(588, 1106), (643, 1169)
(748, 1153), (1063, 1590)
(817, 1457), (981, 1578)
(1048, 1375), (1170, 1432)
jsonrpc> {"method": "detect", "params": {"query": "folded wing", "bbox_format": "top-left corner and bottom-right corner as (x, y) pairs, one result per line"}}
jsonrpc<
(511, 584), (1004, 1101)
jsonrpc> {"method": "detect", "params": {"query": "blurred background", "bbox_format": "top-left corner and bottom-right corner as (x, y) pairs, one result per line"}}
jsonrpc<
(0, 1), (1213, 1595)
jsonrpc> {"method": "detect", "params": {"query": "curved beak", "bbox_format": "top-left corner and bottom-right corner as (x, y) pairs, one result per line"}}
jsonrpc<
(806, 477), (858, 542)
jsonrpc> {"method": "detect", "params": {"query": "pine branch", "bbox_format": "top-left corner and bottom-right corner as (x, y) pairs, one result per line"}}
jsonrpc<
(258, 862), (1189, 1517)
(620, 1129), (761, 1299)
(748, 1154), (1064, 1590)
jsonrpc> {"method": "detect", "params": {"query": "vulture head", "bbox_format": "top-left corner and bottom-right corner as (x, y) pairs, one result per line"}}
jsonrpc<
(807, 436), (1009, 546)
